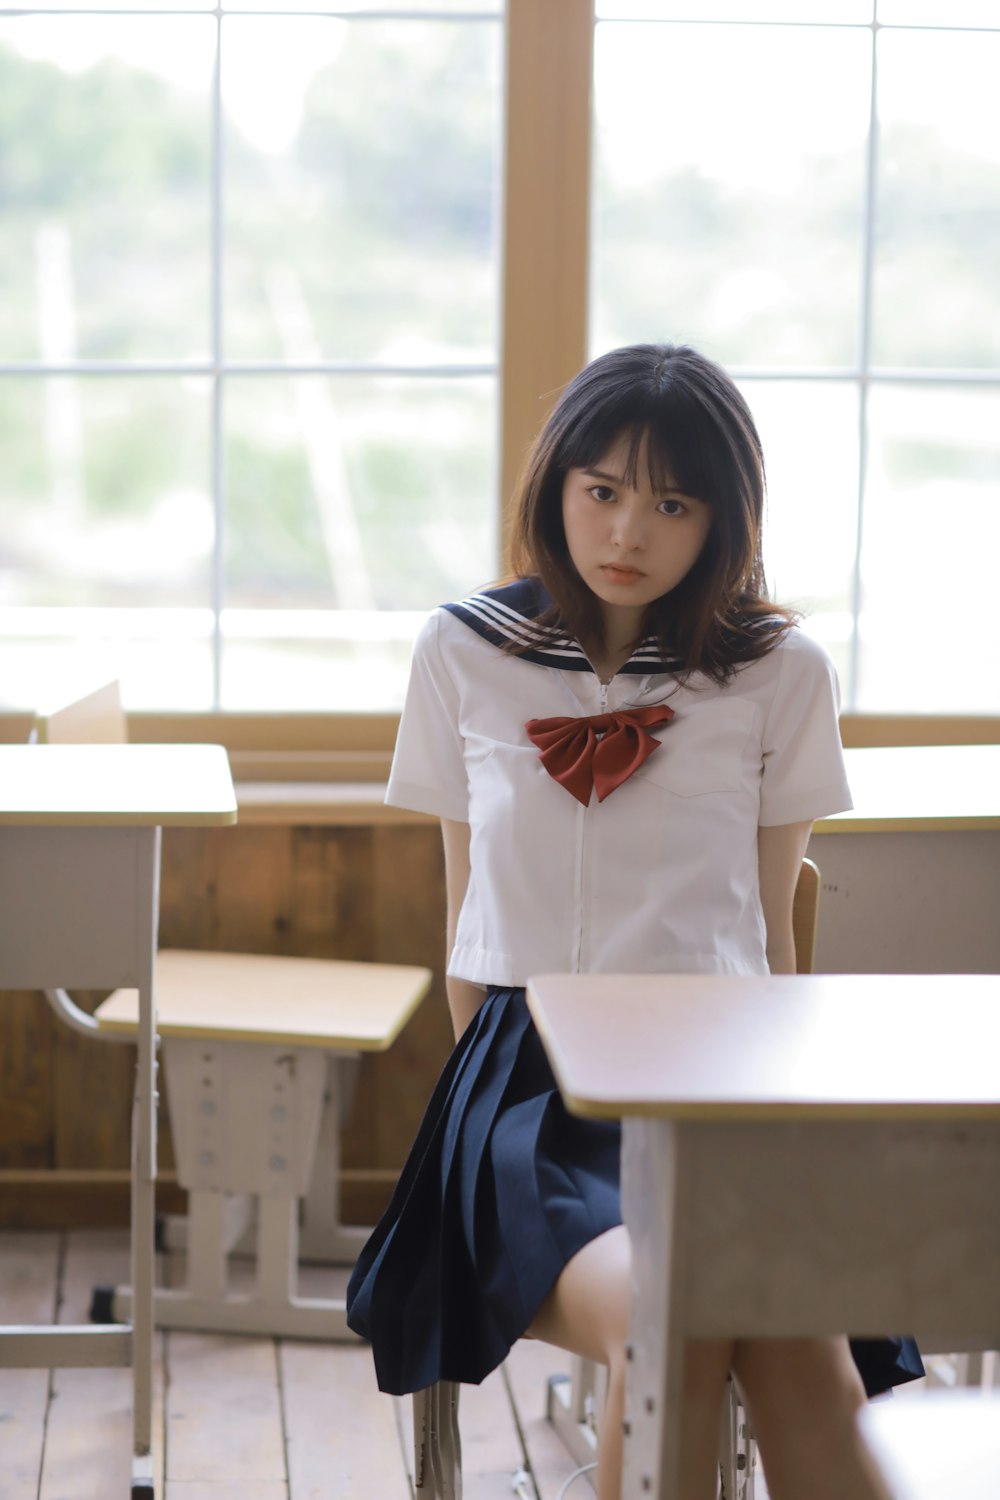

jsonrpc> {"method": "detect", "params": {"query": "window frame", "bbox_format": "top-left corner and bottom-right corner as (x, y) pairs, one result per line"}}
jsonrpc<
(1, 0), (997, 752)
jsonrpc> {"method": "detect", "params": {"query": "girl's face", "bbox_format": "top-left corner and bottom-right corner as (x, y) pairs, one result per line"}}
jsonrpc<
(561, 433), (712, 639)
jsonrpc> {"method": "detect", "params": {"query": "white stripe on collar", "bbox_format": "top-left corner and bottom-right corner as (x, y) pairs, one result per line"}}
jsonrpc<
(442, 580), (686, 675)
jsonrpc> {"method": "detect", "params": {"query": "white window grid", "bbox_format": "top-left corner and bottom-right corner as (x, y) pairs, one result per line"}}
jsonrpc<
(3, 4), (998, 712)
(0, 4), (503, 710)
(594, 3), (1000, 710)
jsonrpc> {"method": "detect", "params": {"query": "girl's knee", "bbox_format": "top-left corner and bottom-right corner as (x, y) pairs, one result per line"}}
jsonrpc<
(734, 1337), (866, 1425)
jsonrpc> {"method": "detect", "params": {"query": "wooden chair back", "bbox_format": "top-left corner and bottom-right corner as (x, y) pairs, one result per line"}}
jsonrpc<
(34, 680), (127, 745)
(792, 857), (820, 974)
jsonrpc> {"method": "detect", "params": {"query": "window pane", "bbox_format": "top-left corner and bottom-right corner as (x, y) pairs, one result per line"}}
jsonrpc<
(858, 384), (1000, 712)
(219, 611), (425, 713)
(878, 2), (999, 25)
(0, 377), (214, 710)
(228, 0), (499, 11)
(597, 3), (871, 19)
(221, 374), (496, 708)
(15, 1), (213, 9)
(223, 16), (501, 363)
(872, 29), (1000, 368)
(0, 17), (213, 361)
(745, 379), (860, 693)
(592, 23), (871, 365)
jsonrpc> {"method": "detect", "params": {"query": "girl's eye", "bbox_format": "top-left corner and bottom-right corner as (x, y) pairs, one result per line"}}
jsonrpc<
(589, 485), (616, 503)
(658, 498), (686, 517)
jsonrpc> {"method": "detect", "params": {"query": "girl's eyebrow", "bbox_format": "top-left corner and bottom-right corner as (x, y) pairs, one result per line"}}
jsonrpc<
(580, 465), (624, 484)
(581, 464), (690, 499)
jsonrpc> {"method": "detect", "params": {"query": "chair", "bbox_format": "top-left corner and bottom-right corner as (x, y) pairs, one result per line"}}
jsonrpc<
(36, 680), (432, 1338)
(412, 858), (822, 1498)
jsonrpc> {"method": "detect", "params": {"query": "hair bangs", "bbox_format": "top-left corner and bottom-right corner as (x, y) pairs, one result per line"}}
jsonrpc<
(552, 382), (722, 512)
(630, 412), (716, 510)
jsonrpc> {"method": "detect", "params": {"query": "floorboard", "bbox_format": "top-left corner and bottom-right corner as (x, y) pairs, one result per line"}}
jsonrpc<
(281, 1341), (410, 1499)
(505, 1342), (595, 1500)
(285, 1261), (410, 1498)
(0, 1232), (59, 1500)
(455, 1367), (533, 1500)
(166, 1331), (286, 1487)
(38, 1230), (142, 1500)
(7, 1228), (953, 1500)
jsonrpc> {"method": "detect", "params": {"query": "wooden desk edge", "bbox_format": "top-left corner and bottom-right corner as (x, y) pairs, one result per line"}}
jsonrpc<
(555, 1094), (1000, 1123)
(0, 807), (238, 827)
(96, 1021), (417, 1050)
(95, 972), (432, 1051)
(815, 814), (1000, 834)
(235, 784), (1000, 833)
(525, 983), (1000, 1124)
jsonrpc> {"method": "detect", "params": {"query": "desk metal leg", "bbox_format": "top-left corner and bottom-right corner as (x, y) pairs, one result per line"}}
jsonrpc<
(130, 826), (160, 1496)
(621, 1119), (687, 1500)
(298, 1054), (371, 1264)
(0, 823), (163, 1496)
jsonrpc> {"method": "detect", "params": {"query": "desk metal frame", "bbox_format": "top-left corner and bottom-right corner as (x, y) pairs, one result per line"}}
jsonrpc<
(0, 744), (236, 1499)
(0, 824), (160, 1495)
(527, 972), (1000, 1500)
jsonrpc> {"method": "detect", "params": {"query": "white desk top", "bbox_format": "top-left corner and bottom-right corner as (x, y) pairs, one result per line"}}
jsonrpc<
(526, 973), (1000, 1122)
(859, 1393), (1000, 1500)
(819, 745), (1000, 832)
(95, 950), (431, 1050)
(223, 745), (1000, 831)
(0, 745), (238, 826)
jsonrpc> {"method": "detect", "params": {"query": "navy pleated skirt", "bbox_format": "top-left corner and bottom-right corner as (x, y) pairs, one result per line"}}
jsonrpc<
(345, 986), (923, 1399)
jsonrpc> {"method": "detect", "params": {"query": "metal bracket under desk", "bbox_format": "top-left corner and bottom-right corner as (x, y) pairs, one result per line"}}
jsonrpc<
(155, 1053), (370, 1268)
(0, 823), (160, 1500)
(98, 1039), (363, 1340)
(621, 1116), (1000, 1500)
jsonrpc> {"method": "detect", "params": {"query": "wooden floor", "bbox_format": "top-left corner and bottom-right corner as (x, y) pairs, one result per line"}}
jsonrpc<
(4, 1228), (968, 1500)
(0, 1228), (591, 1500)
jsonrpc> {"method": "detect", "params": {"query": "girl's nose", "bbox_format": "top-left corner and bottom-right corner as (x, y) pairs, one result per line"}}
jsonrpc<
(610, 502), (646, 552)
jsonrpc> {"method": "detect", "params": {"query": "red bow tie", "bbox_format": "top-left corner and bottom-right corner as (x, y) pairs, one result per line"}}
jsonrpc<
(525, 704), (676, 806)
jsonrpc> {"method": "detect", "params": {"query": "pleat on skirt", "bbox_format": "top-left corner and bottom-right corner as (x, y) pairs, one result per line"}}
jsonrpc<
(345, 986), (923, 1399)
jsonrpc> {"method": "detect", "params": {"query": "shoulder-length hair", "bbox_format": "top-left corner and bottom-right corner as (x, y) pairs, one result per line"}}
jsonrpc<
(507, 342), (795, 682)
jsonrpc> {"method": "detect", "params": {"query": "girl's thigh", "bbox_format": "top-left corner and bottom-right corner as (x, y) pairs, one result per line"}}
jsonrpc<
(525, 1225), (631, 1365)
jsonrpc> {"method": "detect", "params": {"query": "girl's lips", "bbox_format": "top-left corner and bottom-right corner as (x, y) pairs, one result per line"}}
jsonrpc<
(601, 564), (645, 583)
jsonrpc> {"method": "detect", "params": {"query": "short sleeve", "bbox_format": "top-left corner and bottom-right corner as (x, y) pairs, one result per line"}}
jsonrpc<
(385, 610), (469, 822)
(758, 630), (853, 827)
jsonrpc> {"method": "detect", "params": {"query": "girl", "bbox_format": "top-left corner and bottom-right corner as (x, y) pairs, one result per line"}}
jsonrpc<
(347, 344), (921, 1500)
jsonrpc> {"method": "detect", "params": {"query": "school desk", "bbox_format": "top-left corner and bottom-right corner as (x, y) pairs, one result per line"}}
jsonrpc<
(526, 971), (1000, 1500)
(812, 744), (1000, 973)
(858, 1390), (1000, 1500)
(0, 744), (237, 1500)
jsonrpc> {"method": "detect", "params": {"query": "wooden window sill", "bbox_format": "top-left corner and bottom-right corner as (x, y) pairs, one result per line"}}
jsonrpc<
(234, 781), (430, 826)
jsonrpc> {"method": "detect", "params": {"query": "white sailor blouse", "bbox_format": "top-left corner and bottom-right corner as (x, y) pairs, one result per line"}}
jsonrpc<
(385, 580), (853, 986)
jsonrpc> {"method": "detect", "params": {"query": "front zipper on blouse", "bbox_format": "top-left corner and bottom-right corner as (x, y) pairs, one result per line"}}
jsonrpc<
(571, 676), (610, 972)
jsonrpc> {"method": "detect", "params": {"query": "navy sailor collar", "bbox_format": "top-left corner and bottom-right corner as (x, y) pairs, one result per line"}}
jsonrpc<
(442, 578), (686, 675)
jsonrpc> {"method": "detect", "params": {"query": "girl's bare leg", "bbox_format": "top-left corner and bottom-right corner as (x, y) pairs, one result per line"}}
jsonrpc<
(526, 1226), (732, 1500)
(732, 1337), (894, 1500)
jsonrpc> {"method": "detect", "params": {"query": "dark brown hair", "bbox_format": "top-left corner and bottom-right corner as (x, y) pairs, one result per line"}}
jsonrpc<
(507, 342), (795, 682)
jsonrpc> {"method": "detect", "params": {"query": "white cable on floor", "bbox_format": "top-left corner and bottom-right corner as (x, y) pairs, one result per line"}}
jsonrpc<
(555, 1461), (599, 1499)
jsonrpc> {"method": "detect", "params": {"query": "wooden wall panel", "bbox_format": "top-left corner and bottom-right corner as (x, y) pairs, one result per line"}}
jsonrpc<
(0, 821), (450, 1227)
(367, 824), (451, 1171)
(0, 991), (56, 1168)
(289, 827), (376, 960)
(157, 828), (219, 951)
(53, 993), (134, 1171)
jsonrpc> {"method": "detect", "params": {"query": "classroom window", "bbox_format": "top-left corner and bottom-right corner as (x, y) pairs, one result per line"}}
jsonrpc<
(592, 2), (1000, 712)
(0, 3), (502, 711)
(2, 1), (998, 720)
